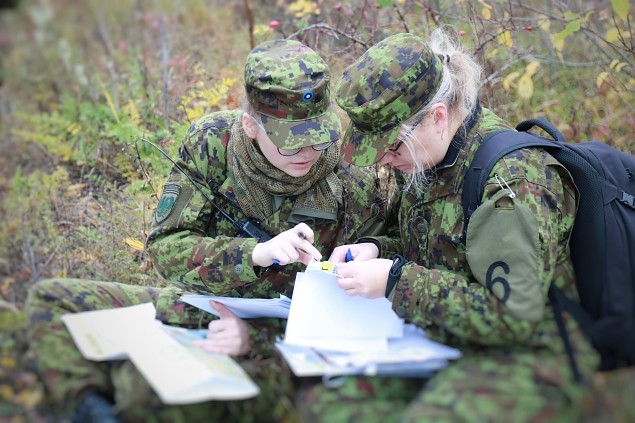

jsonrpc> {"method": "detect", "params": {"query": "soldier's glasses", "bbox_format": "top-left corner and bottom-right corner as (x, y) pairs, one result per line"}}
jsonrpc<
(277, 141), (335, 156)
(388, 112), (426, 155)
(388, 139), (404, 155)
(252, 116), (335, 156)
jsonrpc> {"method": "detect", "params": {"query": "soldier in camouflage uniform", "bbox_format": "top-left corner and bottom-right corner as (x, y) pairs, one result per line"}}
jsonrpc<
(297, 29), (600, 422)
(26, 39), (391, 422)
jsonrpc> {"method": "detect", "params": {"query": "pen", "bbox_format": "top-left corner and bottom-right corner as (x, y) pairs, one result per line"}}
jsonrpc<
(311, 347), (333, 365)
(345, 248), (353, 263)
(297, 231), (318, 261)
(272, 232), (317, 265)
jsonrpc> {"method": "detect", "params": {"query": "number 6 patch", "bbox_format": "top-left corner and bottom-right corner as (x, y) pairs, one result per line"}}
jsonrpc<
(465, 189), (545, 322)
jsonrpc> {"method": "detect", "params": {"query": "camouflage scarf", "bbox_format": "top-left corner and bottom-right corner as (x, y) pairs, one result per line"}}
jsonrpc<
(227, 121), (342, 224)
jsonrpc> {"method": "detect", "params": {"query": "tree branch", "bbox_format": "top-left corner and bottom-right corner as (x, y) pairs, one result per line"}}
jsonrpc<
(287, 23), (369, 49)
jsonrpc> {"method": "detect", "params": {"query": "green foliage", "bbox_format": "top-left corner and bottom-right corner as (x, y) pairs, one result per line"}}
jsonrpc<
(0, 0), (633, 419)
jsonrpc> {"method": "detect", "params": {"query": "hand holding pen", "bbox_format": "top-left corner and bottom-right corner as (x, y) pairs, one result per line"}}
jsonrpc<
(327, 242), (380, 263)
(252, 222), (322, 267)
(335, 258), (394, 299)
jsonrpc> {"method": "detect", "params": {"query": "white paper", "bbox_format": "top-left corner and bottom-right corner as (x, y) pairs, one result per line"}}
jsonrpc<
(276, 324), (462, 377)
(181, 294), (291, 319)
(284, 336), (388, 353)
(127, 322), (259, 404)
(61, 302), (156, 360)
(61, 302), (259, 404)
(284, 269), (404, 349)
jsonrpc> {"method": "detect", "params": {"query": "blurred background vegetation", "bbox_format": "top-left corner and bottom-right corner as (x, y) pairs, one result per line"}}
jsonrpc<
(0, 0), (633, 421)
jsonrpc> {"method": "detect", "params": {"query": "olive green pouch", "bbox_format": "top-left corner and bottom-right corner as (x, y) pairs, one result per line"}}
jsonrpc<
(465, 189), (545, 321)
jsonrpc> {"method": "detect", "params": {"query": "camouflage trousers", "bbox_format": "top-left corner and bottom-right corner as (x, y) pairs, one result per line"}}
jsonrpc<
(25, 278), (299, 423)
(296, 346), (599, 423)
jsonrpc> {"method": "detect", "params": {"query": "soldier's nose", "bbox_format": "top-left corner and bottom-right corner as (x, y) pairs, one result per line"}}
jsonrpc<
(378, 153), (393, 166)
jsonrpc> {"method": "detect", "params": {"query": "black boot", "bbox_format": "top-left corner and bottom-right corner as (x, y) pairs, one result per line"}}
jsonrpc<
(71, 391), (121, 423)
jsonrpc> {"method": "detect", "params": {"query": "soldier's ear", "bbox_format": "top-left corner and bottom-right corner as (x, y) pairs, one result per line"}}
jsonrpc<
(242, 113), (259, 139)
(429, 103), (447, 127)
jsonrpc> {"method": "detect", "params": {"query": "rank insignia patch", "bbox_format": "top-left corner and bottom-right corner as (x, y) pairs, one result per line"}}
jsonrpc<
(155, 184), (181, 224)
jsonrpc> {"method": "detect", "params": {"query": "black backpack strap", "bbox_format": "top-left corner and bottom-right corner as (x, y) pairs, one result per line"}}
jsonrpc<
(548, 285), (583, 383)
(516, 117), (566, 142)
(461, 128), (561, 243)
(550, 285), (595, 338)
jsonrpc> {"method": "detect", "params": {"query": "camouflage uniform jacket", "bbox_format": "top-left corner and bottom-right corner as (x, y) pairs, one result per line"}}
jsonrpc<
(376, 106), (596, 363)
(146, 110), (390, 300)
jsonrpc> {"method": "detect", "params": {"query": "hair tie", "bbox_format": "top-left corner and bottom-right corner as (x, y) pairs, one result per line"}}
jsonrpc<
(438, 54), (450, 64)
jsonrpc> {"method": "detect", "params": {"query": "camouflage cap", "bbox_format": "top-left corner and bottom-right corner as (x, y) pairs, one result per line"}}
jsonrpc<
(244, 39), (341, 149)
(335, 33), (443, 166)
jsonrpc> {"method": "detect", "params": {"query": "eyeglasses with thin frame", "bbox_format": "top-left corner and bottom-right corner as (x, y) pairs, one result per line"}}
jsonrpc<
(252, 116), (335, 156)
(387, 113), (426, 156)
(277, 141), (335, 156)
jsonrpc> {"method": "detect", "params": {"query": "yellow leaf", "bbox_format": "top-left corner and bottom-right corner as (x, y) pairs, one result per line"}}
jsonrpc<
(156, 178), (164, 199)
(551, 34), (565, 52)
(481, 7), (491, 20)
(0, 384), (13, 401)
(0, 356), (15, 369)
(16, 387), (43, 410)
(503, 71), (520, 91)
(125, 238), (145, 252)
(596, 71), (610, 88)
(538, 18), (550, 33)
(615, 62), (627, 72)
(498, 30), (513, 48)
(288, 0), (320, 18)
(485, 47), (499, 58)
(525, 61), (541, 77)
(605, 28), (619, 43)
(517, 74), (534, 99)
(611, 0), (630, 21)
(253, 24), (273, 38)
(0, 278), (14, 295)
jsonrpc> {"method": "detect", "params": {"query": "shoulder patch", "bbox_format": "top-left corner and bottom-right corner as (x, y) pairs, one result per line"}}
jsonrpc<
(155, 184), (181, 224)
(466, 189), (545, 322)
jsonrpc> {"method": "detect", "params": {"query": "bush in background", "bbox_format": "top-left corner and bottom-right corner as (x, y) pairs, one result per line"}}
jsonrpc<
(0, 0), (632, 420)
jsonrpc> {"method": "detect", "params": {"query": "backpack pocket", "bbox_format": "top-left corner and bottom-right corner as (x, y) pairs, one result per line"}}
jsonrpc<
(466, 189), (545, 322)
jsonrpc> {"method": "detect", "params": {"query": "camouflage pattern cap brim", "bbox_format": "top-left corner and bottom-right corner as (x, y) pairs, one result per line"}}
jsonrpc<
(340, 120), (400, 167)
(260, 103), (342, 149)
(336, 33), (443, 166)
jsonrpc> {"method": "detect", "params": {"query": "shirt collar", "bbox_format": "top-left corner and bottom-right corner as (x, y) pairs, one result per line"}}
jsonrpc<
(436, 99), (481, 170)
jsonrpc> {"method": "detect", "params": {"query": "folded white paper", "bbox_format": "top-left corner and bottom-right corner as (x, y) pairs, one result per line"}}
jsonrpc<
(276, 324), (462, 377)
(62, 302), (259, 404)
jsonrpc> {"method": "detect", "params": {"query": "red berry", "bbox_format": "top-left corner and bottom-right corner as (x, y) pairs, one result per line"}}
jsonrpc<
(269, 20), (280, 29)
(334, 4), (342, 11)
(526, 25), (533, 32)
(458, 30), (466, 36)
